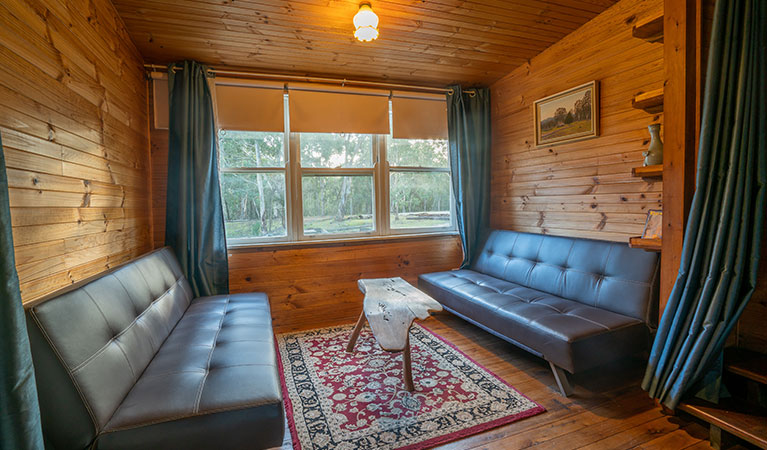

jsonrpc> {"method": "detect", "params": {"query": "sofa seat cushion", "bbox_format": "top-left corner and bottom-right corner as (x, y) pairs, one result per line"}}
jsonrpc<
(94, 293), (283, 450)
(419, 270), (650, 373)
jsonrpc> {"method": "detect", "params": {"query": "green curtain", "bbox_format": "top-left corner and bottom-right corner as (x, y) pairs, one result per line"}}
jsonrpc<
(642, 0), (766, 410)
(166, 61), (229, 297)
(0, 133), (44, 449)
(447, 86), (491, 267)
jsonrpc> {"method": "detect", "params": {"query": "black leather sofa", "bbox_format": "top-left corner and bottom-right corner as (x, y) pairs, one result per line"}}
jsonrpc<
(25, 248), (284, 450)
(419, 229), (660, 396)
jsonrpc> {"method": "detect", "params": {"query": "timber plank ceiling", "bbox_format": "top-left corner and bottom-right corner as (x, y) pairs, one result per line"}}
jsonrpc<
(112, 0), (619, 86)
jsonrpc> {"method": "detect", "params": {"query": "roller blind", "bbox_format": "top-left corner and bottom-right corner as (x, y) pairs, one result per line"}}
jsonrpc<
(215, 78), (285, 132)
(391, 91), (448, 140)
(150, 72), (169, 130)
(288, 84), (389, 134)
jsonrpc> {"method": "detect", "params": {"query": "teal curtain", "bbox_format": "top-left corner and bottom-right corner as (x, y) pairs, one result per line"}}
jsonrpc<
(0, 134), (44, 449)
(166, 61), (229, 297)
(447, 86), (491, 267)
(642, 0), (766, 410)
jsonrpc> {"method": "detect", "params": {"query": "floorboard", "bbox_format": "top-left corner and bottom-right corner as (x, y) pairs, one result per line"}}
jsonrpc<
(273, 312), (713, 449)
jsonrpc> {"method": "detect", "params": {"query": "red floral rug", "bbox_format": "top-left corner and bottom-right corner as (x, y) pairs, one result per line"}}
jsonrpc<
(276, 323), (545, 450)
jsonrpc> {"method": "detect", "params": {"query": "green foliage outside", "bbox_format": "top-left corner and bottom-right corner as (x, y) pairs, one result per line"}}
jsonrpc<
(218, 131), (287, 239)
(300, 133), (372, 168)
(218, 131), (452, 239)
(219, 130), (284, 168)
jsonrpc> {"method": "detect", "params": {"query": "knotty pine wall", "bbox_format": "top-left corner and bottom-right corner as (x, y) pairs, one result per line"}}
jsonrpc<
(229, 237), (463, 332)
(490, 0), (663, 242)
(1, 0), (151, 303)
(149, 110), (462, 332)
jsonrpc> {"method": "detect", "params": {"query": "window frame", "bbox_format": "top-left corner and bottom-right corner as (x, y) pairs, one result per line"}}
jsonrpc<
(383, 137), (456, 236)
(290, 132), (380, 241)
(218, 98), (457, 247)
(218, 143), (292, 246)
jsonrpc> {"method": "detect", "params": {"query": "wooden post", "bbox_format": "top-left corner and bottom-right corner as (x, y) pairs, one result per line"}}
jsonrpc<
(660, 0), (701, 316)
(345, 311), (366, 353)
(402, 336), (415, 392)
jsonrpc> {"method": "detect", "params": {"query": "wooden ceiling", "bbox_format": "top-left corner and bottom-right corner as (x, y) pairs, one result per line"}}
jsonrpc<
(112, 0), (619, 87)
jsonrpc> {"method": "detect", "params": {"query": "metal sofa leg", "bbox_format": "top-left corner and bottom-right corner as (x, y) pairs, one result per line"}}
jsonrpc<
(549, 361), (573, 397)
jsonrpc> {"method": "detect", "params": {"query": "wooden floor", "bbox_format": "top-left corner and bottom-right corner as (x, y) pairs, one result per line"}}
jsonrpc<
(274, 312), (725, 450)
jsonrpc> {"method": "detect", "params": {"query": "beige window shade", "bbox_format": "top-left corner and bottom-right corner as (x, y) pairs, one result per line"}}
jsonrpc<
(215, 82), (285, 132)
(288, 84), (389, 134)
(150, 72), (169, 130)
(391, 91), (448, 140)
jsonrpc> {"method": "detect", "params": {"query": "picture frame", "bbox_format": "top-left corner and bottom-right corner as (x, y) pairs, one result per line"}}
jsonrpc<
(641, 209), (663, 240)
(534, 80), (599, 146)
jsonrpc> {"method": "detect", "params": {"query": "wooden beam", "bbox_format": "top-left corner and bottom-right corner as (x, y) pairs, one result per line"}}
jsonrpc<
(660, 0), (700, 317)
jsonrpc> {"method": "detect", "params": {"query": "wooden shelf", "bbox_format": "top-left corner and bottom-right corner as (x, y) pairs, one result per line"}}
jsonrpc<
(632, 164), (663, 179)
(629, 237), (662, 252)
(632, 13), (664, 43)
(679, 398), (767, 449)
(632, 89), (664, 113)
(725, 347), (767, 385)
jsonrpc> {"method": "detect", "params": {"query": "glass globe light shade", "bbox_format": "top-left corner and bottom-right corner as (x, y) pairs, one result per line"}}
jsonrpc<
(353, 3), (379, 42)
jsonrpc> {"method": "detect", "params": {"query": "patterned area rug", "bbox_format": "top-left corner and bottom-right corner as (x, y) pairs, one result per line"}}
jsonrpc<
(276, 323), (545, 450)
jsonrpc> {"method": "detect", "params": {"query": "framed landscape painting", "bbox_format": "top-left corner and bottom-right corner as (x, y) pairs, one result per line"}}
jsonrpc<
(534, 81), (599, 146)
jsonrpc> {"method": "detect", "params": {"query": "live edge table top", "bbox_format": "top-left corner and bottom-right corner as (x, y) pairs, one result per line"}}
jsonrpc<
(357, 277), (443, 352)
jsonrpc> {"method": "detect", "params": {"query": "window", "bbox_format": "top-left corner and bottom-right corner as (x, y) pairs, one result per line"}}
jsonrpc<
(297, 133), (376, 237)
(218, 130), (288, 241)
(216, 87), (455, 245)
(388, 138), (451, 230)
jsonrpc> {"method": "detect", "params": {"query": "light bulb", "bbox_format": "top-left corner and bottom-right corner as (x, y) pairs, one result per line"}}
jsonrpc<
(353, 3), (379, 42)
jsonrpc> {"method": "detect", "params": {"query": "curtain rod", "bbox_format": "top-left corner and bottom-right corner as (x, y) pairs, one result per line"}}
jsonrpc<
(143, 64), (475, 96)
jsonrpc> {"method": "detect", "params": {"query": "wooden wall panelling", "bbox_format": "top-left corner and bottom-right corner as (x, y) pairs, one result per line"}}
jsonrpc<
(1, 0), (152, 303)
(228, 236), (463, 332)
(490, 0), (664, 243)
(737, 231), (767, 352)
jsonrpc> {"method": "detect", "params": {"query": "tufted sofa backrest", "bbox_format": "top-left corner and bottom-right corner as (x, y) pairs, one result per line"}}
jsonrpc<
(472, 230), (659, 325)
(25, 247), (194, 450)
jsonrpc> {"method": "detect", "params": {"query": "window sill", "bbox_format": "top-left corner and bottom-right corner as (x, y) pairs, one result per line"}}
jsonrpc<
(227, 231), (460, 253)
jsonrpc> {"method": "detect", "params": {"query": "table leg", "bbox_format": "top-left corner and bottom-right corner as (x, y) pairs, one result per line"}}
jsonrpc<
(402, 335), (415, 392)
(346, 311), (366, 353)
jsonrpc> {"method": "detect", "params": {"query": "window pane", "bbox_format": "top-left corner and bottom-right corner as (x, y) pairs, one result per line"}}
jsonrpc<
(220, 172), (287, 239)
(387, 138), (449, 168)
(390, 172), (451, 229)
(300, 133), (373, 168)
(302, 175), (374, 235)
(218, 130), (284, 168)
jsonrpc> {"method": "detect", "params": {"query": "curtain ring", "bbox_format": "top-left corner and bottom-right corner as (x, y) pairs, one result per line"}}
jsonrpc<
(447, 88), (454, 95)
(468, 91), (476, 98)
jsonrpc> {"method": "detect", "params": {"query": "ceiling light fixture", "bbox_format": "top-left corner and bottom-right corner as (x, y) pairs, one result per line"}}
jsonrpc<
(353, 2), (379, 42)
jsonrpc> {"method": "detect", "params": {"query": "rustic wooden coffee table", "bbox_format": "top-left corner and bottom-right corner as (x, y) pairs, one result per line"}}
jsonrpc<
(345, 277), (443, 391)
